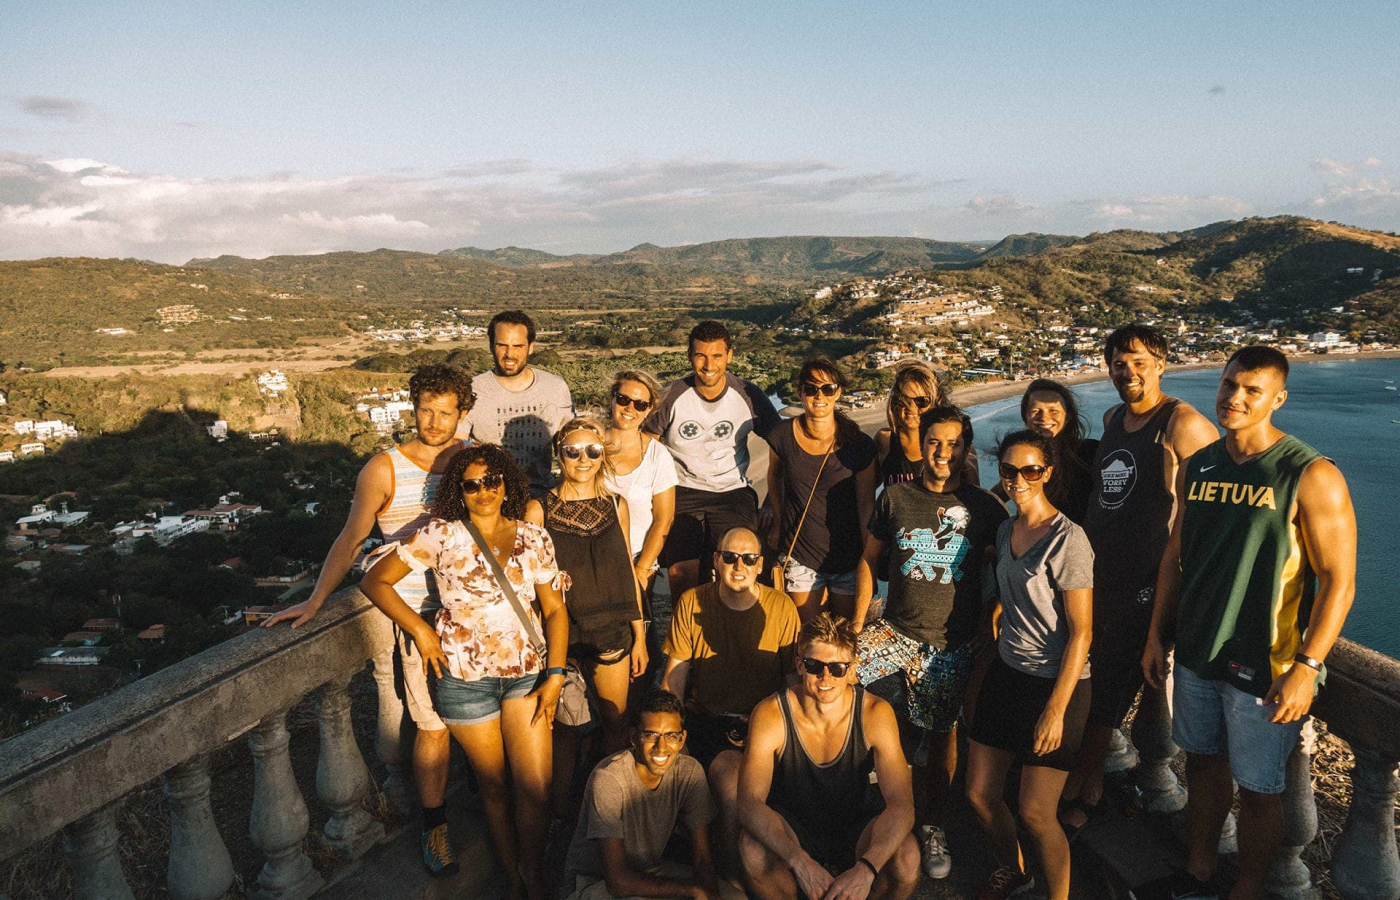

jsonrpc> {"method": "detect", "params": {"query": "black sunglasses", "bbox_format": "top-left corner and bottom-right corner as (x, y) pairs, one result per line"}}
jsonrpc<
(801, 657), (852, 678)
(613, 393), (653, 412)
(461, 473), (505, 494)
(561, 443), (605, 461)
(895, 393), (933, 410)
(717, 550), (761, 567)
(800, 382), (840, 398)
(998, 463), (1048, 483)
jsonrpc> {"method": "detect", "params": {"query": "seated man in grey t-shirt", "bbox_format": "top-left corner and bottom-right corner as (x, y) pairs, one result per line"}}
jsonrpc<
(458, 310), (574, 494)
(563, 690), (742, 900)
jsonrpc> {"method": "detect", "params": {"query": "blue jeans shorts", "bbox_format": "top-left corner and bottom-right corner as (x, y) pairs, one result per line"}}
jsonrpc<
(1171, 664), (1306, 794)
(435, 672), (539, 727)
(781, 557), (859, 596)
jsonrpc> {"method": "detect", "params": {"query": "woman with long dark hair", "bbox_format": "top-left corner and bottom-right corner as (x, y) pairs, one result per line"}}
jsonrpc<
(1015, 379), (1098, 524)
(362, 444), (565, 900)
(763, 356), (878, 622)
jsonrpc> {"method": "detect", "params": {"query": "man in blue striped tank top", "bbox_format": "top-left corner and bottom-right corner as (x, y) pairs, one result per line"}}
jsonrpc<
(264, 363), (474, 878)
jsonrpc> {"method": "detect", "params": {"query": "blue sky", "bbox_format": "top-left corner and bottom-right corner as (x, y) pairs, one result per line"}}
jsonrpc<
(2, 1), (1397, 262)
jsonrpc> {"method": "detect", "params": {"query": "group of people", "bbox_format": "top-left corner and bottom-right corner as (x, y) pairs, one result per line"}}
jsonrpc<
(264, 313), (1357, 900)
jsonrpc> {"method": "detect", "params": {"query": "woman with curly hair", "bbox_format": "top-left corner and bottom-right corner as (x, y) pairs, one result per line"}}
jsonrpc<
(526, 416), (647, 810)
(876, 362), (979, 487)
(362, 443), (566, 900)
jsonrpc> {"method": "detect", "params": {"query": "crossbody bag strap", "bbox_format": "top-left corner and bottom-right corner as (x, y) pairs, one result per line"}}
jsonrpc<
(462, 519), (547, 656)
(780, 439), (835, 574)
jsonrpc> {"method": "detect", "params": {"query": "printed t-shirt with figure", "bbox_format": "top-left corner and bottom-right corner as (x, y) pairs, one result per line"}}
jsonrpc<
(868, 480), (1008, 651)
(644, 373), (781, 493)
(461, 369), (574, 490)
(563, 748), (715, 879)
(993, 513), (1094, 678)
(604, 437), (679, 557)
(1175, 435), (1323, 698)
(663, 583), (801, 717)
(394, 518), (560, 681)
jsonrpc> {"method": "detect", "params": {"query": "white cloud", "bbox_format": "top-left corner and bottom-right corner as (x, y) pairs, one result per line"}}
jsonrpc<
(14, 96), (90, 121)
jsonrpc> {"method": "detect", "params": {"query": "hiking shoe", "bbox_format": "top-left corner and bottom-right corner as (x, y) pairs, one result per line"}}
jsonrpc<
(920, 825), (952, 879)
(421, 823), (459, 878)
(1161, 869), (1219, 900)
(977, 866), (1034, 900)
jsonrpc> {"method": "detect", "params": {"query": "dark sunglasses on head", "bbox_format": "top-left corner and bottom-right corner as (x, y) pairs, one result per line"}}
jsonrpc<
(895, 393), (933, 410)
(461, 473), (505, 494)
(801, 657), (852, 678)
(613, 393), (653, 412)
(800, 382), (840, 398)
(561, 443), (605, 461)
(998, 463), (1048, 482)
(717, 550), (761, 567)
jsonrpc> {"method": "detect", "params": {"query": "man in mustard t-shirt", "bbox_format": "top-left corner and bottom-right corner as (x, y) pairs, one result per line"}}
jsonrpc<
(663, 527), (801, 875)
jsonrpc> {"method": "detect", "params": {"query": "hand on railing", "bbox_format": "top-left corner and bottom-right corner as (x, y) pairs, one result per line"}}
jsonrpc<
(261, 596), (324, 629)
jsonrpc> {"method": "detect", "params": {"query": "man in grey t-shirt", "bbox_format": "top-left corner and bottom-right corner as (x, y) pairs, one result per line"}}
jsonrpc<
(458, 310), (574, 494)
(564, 691), (736, 900)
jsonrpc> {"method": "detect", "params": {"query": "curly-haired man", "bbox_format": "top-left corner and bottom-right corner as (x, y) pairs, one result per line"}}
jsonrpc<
(264, 362), (473, 877)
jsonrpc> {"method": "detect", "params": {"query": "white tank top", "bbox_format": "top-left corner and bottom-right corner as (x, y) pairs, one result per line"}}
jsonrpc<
(375, 443), (460, 611)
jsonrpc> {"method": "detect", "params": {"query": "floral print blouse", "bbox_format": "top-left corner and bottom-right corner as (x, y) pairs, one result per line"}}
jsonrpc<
(394, 517), (561, 682)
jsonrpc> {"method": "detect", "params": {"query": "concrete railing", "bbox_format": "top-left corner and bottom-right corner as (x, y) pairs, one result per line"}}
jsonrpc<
(0, 587), (411, 900)
(1118, 636), (1400, 900)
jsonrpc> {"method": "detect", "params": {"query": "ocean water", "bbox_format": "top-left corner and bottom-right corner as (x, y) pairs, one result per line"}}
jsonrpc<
(965, 357), (1400, 657)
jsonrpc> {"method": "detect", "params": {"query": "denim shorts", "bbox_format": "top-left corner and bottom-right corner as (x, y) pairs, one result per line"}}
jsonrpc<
(781, 556), (858, 595)
(1171, 664), (1306, 794)
(435, 671), (540, 727)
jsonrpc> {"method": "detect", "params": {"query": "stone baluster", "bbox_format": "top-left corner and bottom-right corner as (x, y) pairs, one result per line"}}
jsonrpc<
(62, 803), (135, 900)
(165, 755), (235, 900)
(371, 646), (414, 815)
(1131, 676), (1186, 813)
(316, 675), (385, 857)
(1265, 721), (1319, 899)
(1331, 745), (1400, 900)
(1104, 726), (1140, 774)
(247, 708), (325, 900)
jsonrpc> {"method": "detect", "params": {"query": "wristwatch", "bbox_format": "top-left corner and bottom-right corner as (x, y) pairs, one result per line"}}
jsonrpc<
(1293, 653), (1324, 672)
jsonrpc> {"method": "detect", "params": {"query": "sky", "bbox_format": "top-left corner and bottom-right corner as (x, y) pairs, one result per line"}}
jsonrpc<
(1, 0), (1398, 263)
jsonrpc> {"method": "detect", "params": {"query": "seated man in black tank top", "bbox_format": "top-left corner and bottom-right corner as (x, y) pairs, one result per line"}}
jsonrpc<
(737, 614), (920, 900)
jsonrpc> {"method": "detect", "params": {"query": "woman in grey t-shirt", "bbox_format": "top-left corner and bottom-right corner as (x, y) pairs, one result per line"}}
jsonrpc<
(965, 429), (1093, 900)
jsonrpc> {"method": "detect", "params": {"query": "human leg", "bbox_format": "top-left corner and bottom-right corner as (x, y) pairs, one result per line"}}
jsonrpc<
(500, 687), (556, 900)
(1019, 765), (1073, 900)
(589, 651), (634, 752)
(853, 821), (920, 900)
(446, 718), (523, 896)
(1230, 788), (1283, 900)
(1171, 666), (1233, 884)
(707, 749), (743, 878)
(965, 740), (1022, 872)
(737, 825), (799, 900)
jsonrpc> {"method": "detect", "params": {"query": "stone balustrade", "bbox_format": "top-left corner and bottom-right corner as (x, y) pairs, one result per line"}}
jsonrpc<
(1119, 637), (1400, 900)
(0, 587), (400, 900)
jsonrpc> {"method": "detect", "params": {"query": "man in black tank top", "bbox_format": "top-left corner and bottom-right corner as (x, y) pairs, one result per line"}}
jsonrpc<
(1058, 325), (1218, 833)
(737, 614), (920, 900)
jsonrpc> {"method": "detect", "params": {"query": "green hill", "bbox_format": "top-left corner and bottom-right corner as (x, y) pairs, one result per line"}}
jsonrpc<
(974, 232), (1081, 259)
(438, 246), (599, 267)
(590, 235), (987, 278)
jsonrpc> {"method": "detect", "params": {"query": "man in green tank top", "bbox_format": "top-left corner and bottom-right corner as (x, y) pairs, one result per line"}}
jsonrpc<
(1143, 346), (1356, 900)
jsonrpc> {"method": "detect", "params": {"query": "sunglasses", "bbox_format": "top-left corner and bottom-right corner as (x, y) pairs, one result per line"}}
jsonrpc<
(637, 730), (686, 746)
(613, 393), (653, 413)
(998, 463), (1048, 483)
(461, 473), (505, 494)
(717, 550), (761, 567)
(800, 382), (840, 398)
(895, 393), (933, 410)
(561, 443), (605, 461)
(800, 657), (852, 678)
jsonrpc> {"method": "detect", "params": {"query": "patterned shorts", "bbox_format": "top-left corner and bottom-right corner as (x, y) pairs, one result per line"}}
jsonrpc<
(857, 619), (971, 733)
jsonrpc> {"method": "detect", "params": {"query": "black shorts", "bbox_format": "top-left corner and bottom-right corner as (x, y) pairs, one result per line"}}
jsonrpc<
(775, 803), (882, 873)
(683, 707), (748, 768)
(1087, 644), (1147, 729)
(660, 486), (760, 572)
(969, 655), (1091, 772)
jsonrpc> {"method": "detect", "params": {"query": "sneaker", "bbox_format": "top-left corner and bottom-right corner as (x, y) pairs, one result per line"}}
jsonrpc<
(1162, 869), (1219, 900)
(978, 866), (1034, 900)
(920, 825), (952, 879)
(421, 823), (459, 878)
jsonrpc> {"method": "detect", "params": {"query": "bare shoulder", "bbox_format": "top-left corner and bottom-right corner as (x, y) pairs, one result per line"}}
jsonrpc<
(861, 689), (899, 736)
(356, 450), (394, 494)
(1299, 457), (1353, 509)
(1101, 404), (1119, 428)
(875, 428), (892, 453)
(524, 498), (545, 526)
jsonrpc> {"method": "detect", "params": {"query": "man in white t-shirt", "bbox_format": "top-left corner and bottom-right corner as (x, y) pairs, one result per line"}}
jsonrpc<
(644, 321), (781, 598)
(458, 310), (574, 495)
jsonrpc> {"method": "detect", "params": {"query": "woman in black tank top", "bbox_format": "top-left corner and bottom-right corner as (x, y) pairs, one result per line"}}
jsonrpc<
(876, 362), (979, 488)
(526, 417), (647, 811)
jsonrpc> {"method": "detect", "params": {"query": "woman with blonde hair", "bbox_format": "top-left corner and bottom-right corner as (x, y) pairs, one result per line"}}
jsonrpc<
(526, 416), (646, 808)
(876, 362), (978, 487)
(602, 370), (677, 600)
